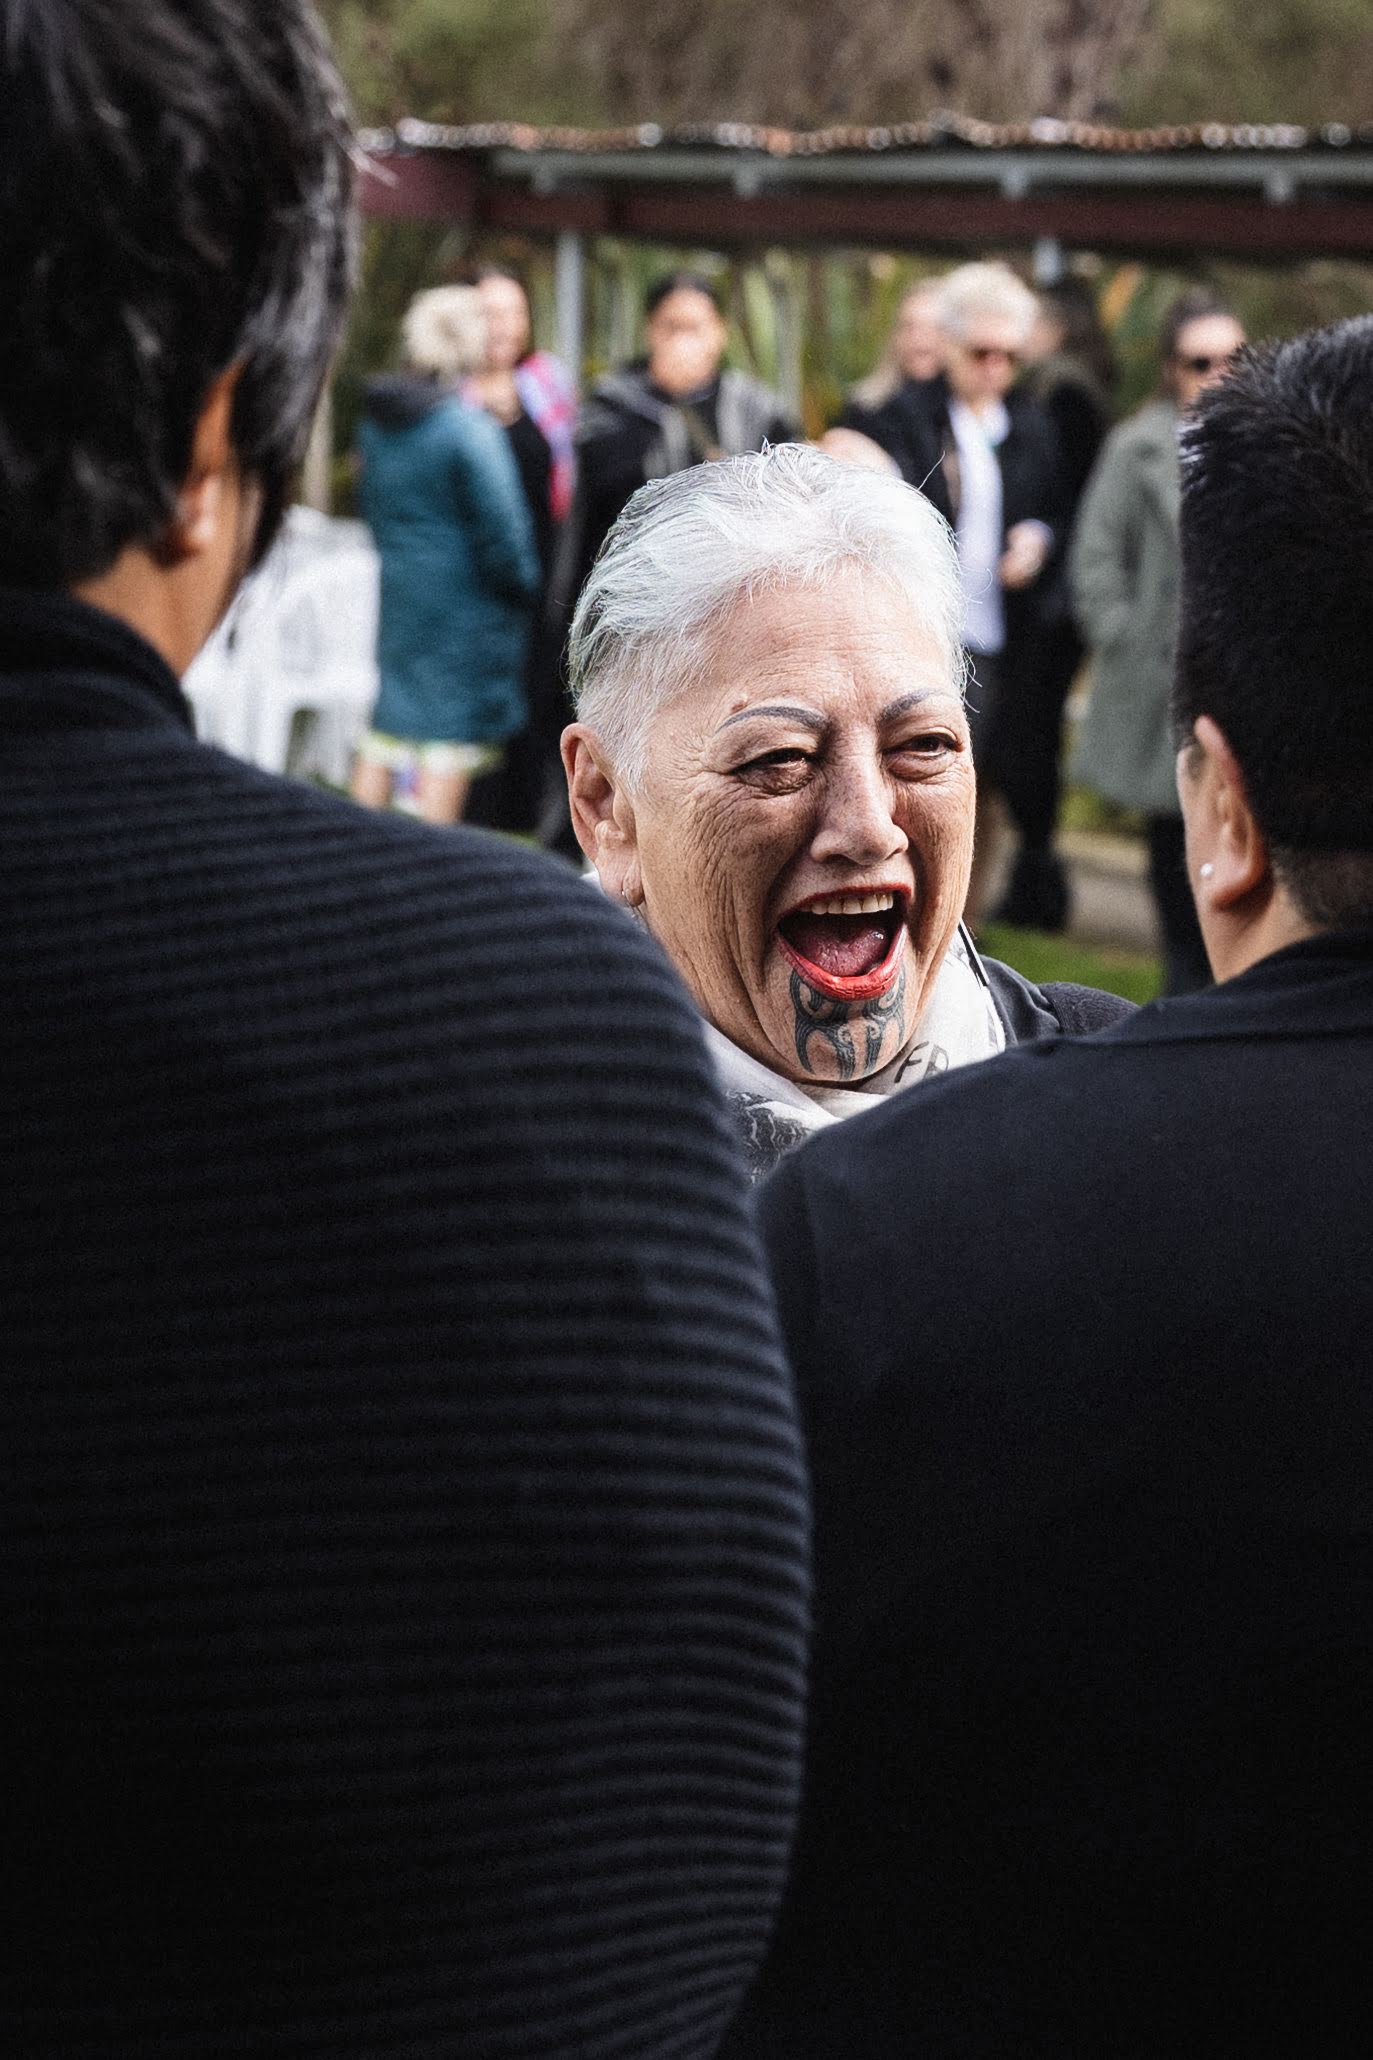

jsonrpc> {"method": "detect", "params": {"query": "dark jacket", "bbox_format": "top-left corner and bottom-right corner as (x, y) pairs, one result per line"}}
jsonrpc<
(0, 588), (809, 2058)
(842, 374), (1064, 674)
(358, 375), (540, 744)
(554, 364), (799, 629)
(726, 930), (1373, 2058)
(843, 373), (1064, 545)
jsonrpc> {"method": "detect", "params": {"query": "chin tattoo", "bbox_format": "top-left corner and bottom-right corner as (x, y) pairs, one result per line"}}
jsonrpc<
(790, 966), (908, 1080)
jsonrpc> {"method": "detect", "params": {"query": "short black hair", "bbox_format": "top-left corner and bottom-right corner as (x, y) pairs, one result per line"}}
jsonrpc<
(644, 271), (723, 319)
(1175, 318), (1373, 922)
(0, 0), (355, 585)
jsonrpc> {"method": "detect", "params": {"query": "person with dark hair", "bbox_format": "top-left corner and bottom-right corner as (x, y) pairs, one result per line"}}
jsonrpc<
(468, 264), (578, 530)
(553, 270), (798, 632)
(1071, 288), (1245, 989)
(0, 4), (809, 2054)
(723, 319), (1373, 2058)
(462, 263), (579, 835)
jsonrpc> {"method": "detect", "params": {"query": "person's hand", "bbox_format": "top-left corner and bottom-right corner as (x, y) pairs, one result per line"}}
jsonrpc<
(999, 521), (1050, 590)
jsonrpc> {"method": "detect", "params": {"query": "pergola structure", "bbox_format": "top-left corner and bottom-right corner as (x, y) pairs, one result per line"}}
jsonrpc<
(357, 112), (1373, 386)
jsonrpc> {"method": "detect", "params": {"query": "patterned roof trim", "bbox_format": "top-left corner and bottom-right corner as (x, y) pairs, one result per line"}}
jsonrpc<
(358, 114), (1373, 158)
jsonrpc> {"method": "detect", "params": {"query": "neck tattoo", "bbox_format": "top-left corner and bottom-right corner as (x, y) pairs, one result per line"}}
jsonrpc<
(790, 965), (909, 1081)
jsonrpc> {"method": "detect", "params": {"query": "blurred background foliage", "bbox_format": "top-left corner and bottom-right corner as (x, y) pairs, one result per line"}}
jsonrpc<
(318, 0), (1373, 129)
(316, 0), (1373, 486)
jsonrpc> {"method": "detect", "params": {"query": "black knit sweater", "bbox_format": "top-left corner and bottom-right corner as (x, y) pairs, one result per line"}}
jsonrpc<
(0, 589), (809, 2058)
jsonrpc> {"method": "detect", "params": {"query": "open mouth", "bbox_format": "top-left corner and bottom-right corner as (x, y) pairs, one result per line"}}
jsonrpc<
(776, 889), (909, 1001)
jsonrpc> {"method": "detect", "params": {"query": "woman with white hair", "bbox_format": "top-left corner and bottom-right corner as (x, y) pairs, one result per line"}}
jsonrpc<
(562, 444), (1128, 1178)
(351, 285), (540, 824)
(839, 264), (1066, 914)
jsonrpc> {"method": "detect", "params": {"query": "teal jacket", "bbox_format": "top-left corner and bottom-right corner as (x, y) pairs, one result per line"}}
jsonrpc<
(359, 379), (540, 745)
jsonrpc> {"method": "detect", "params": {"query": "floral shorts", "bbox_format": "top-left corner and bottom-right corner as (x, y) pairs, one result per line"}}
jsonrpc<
(357, 729), (502, 779)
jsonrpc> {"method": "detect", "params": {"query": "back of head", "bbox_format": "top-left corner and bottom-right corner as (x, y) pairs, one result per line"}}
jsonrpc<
(401, 286), (488, 384)
(0, 0), (355, 586)
(1035, 278), (1115, 396)
(568, 442), (966, 785)
(1175, 318), (1373, 924)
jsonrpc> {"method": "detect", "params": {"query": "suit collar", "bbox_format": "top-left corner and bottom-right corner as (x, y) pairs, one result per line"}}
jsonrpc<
(0, 585), (193, 735)
(1109, 930), (1373, 1046)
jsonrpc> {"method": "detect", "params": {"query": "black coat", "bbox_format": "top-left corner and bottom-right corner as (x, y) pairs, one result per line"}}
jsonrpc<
(727, 932), (1373, 2058)
(554, 365), (799, 632)
(0, 588), (809, 2057)
(844, 375), (1064, 543)
(842, 375), (1065, 677)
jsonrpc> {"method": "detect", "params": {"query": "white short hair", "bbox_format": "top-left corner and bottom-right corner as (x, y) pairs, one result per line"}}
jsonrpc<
(568, 444), (967, 787)
(401, 285), (487, 382)
(936, 262), (1038, 345)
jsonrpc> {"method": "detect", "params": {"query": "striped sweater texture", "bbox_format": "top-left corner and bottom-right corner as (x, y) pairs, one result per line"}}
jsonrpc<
(0, 591), (809, 2058)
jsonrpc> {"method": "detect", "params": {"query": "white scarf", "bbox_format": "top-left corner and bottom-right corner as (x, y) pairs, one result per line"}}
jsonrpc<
(704, 925), (1005, 1179)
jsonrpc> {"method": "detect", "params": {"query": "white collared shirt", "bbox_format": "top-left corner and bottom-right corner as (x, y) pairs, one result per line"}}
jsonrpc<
(949, 397), (1009, 656)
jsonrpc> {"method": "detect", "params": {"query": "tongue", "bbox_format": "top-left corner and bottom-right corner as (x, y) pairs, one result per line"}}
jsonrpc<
(783, 912), (892, 979)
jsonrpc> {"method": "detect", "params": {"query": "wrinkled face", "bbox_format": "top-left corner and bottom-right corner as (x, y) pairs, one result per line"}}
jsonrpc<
(645, 288), (728, 397)
(617, 571), (975, 1084)
(944, 313), (1027, 409)
(895, 292), (944, 382)
(1169, 314), (1246, 413)
(477, 275), (531, 374)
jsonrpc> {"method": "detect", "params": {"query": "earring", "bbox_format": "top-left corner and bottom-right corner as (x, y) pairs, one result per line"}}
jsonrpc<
(1199, 862), (1215, 881)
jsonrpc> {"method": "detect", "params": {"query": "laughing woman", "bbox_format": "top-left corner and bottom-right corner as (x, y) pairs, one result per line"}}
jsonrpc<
(562, 445), (1131, 1179)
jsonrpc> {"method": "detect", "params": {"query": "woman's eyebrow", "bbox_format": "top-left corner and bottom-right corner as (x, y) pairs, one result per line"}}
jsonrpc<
(878, 689), (944, 723)
(716, 703), (827, 733)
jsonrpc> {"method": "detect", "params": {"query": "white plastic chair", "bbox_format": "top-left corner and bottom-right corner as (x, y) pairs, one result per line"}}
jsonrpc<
(184, 514), (380, 782)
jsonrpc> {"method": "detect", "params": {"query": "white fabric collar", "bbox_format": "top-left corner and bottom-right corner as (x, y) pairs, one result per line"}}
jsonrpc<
(703, 925), (1005, 1141)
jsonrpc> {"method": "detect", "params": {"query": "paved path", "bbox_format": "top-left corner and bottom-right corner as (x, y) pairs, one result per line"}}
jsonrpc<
(1058, 829), (1157, 956)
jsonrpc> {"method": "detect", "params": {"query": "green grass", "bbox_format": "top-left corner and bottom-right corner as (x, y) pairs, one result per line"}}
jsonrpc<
(1058, 784), (1148, 839)
(979, 922), (1162, 1006)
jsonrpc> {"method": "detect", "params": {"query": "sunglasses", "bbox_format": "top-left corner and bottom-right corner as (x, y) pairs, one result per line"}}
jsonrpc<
(965, 344), (1021, 366)
(1177, 352), (1236, 375)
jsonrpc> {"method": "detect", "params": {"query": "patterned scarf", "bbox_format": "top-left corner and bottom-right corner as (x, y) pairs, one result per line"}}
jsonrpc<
(515, 352), (578, 522)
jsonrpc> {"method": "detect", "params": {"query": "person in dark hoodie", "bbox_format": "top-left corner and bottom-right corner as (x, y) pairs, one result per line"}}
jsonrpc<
(552, 272), (798, 636)
(350, 285), (540, 825)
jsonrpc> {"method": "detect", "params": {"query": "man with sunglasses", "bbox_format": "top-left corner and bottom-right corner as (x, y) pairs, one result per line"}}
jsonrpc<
(1072, 289), (1246, 992)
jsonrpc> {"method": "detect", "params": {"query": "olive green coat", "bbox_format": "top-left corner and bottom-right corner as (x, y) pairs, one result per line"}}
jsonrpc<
(1069, 400), (1183, 817)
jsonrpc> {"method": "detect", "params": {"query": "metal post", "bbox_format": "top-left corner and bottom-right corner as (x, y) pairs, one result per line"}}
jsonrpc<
(1032, 235), (1065, 286)
(300, 378), (333, 513)
(766, 252), (804, 427)
(555, 229), (586, 388)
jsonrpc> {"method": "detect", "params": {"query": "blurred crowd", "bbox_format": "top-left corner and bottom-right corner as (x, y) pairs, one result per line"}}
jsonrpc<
(350, 251), (1250, 992)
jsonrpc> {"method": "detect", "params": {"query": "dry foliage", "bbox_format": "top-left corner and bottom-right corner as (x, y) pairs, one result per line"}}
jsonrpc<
(547, 0), (1159, 126)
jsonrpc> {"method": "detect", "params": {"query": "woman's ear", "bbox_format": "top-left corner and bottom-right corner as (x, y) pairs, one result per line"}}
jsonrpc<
(1181, 713), (1271, 914)
(159, 363), (243, 566)
(561, 725), (643, 906)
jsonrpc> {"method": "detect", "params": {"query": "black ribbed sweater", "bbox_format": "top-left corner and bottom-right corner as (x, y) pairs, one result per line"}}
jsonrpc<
(0, 590), (809, 2058)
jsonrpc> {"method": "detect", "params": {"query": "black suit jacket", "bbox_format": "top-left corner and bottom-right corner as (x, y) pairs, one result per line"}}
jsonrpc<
(0, 588), (808, 2058)
(726, 932), (1373, 2058)
(844, 375), (1063, 540)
